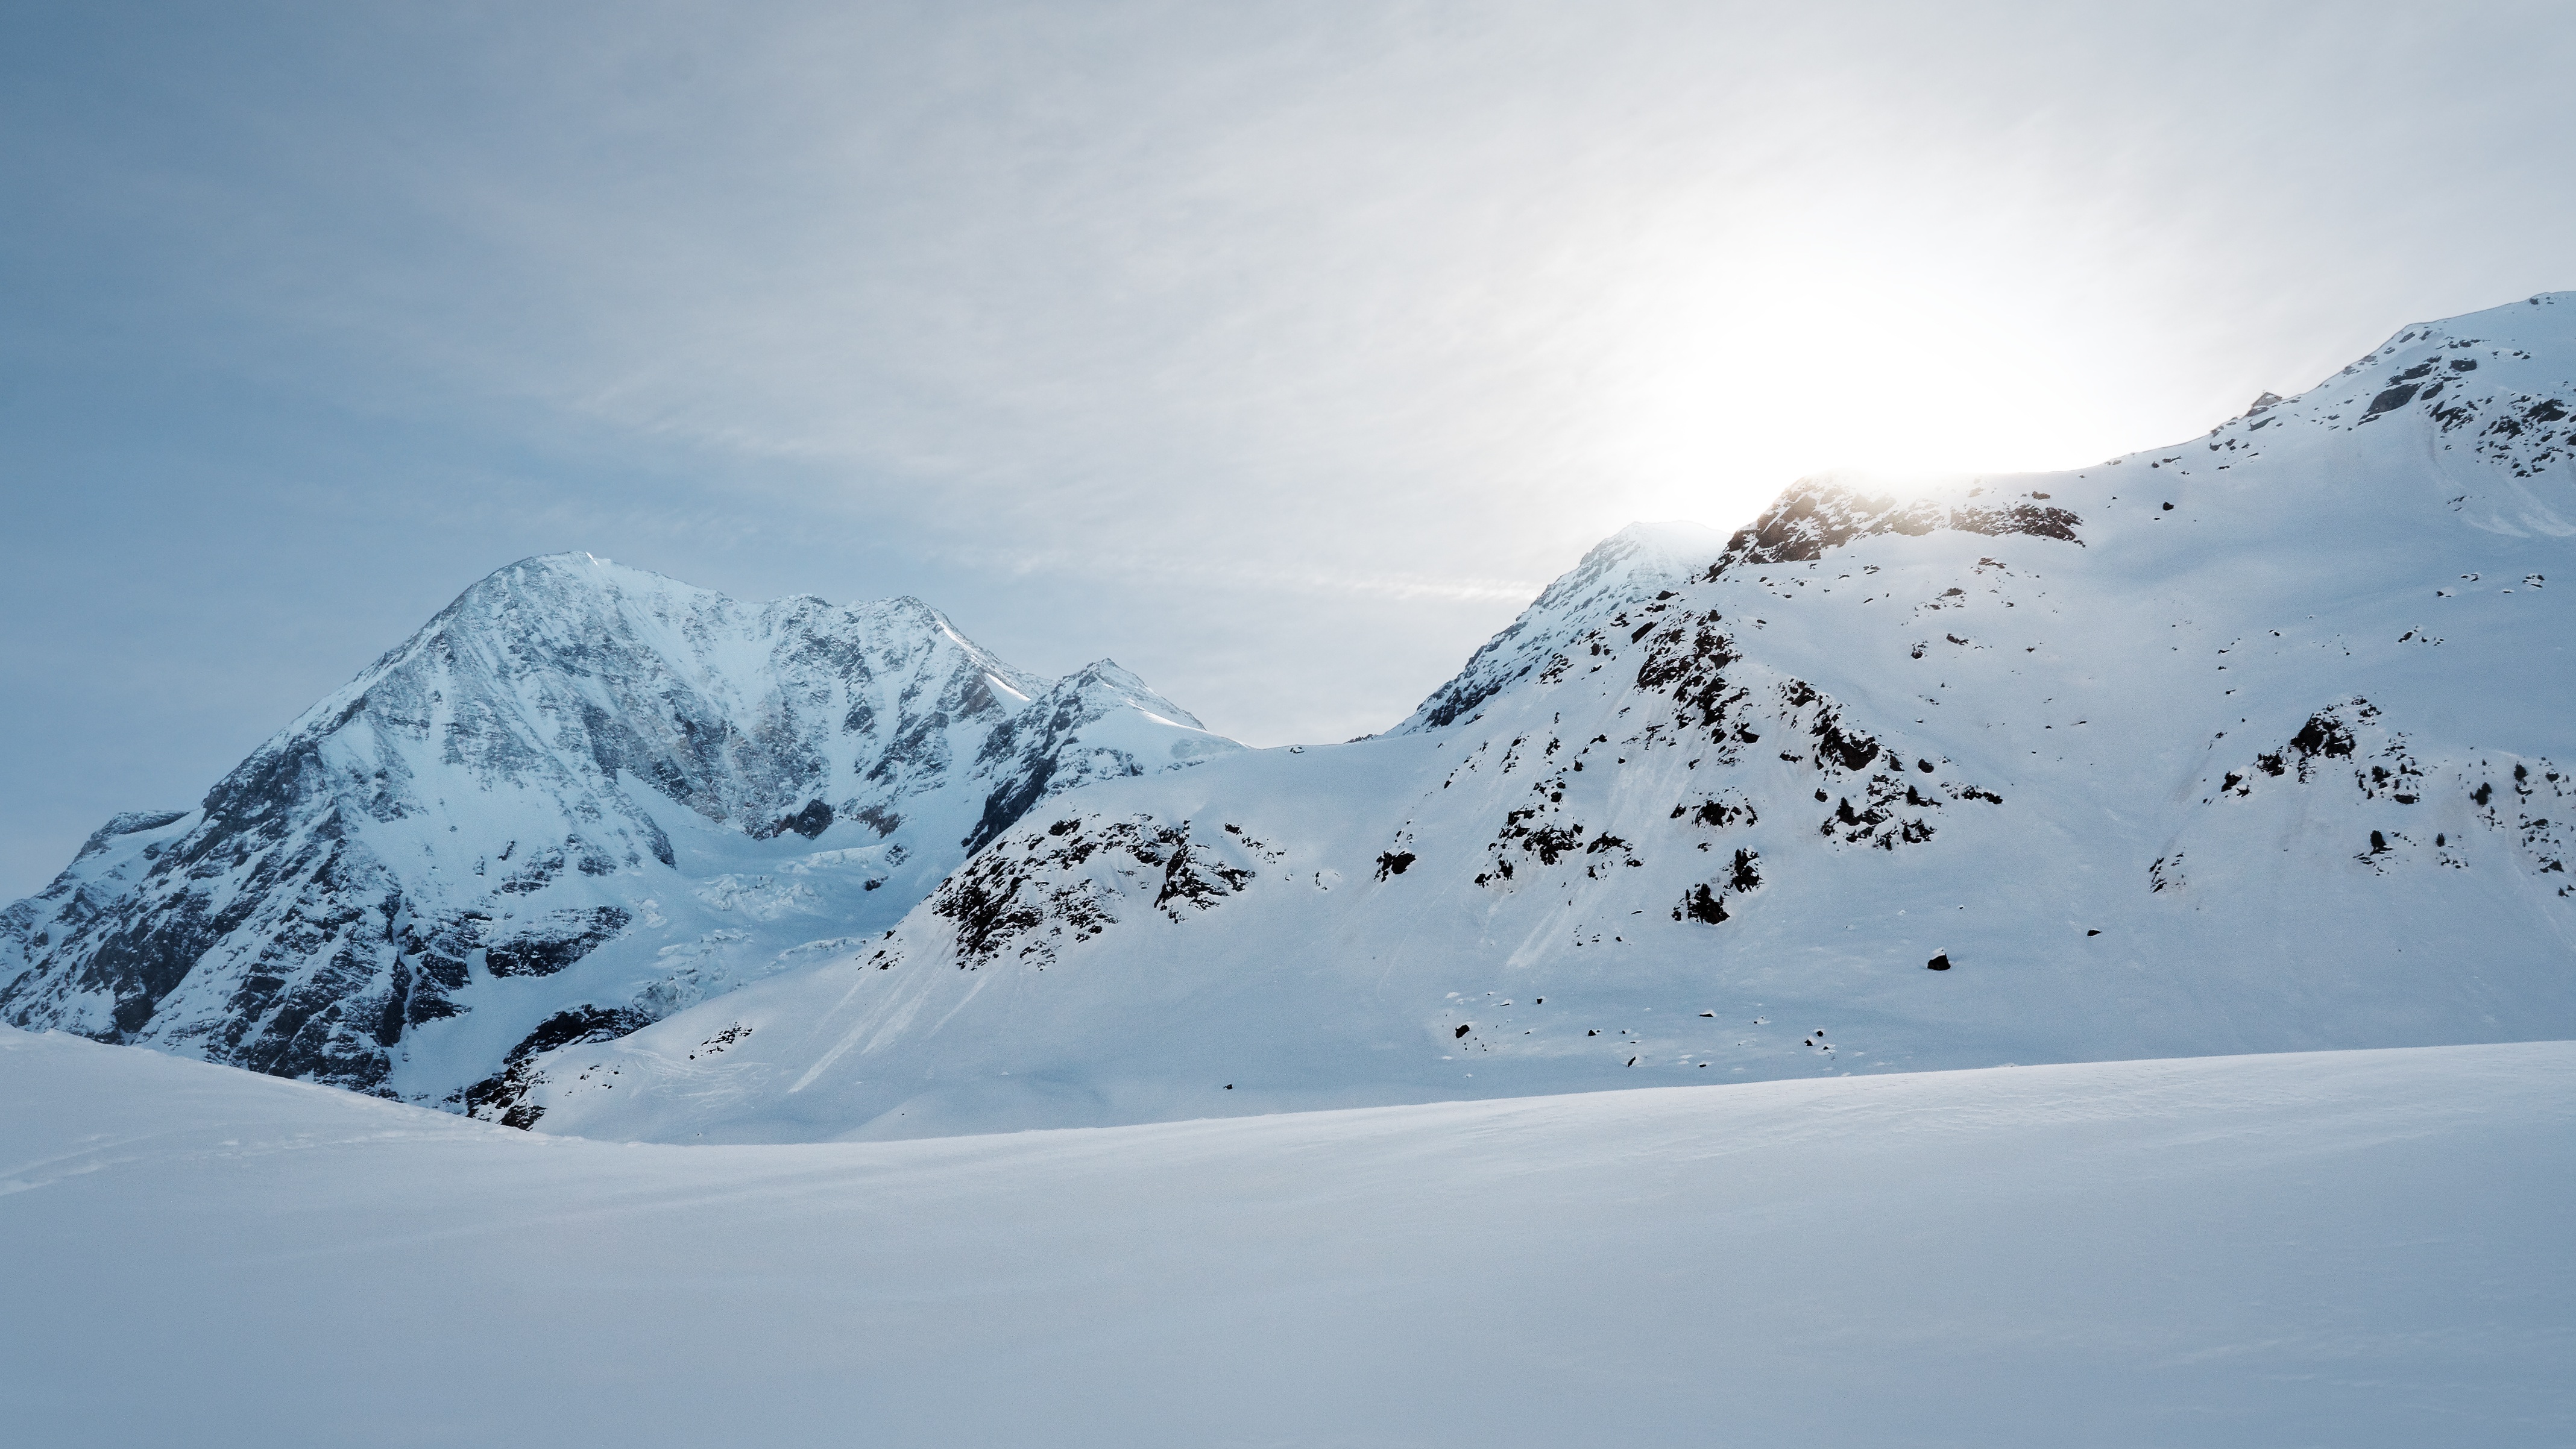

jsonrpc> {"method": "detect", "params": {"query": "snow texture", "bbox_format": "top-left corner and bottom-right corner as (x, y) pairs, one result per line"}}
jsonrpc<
(524, 293), (2576, 1143)
(0, 554), (1238, 1111)
(1, 1025), (2567, 1447)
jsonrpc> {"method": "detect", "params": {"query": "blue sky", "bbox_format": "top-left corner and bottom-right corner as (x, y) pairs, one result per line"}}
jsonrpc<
(5, 0), (2573, 898)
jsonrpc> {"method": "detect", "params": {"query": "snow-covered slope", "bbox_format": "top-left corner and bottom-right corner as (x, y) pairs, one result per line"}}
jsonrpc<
(524, 292), (2576, 1143)
(0, 554), (1237, 1108)
(4, 1025), (2568, 1448)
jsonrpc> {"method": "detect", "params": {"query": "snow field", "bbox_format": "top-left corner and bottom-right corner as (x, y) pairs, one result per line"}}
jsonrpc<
(4, 1025), (2569, 1447)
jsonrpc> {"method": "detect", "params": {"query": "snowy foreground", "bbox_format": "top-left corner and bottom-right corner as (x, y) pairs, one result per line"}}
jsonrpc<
(4, 1026), (2569, 1447)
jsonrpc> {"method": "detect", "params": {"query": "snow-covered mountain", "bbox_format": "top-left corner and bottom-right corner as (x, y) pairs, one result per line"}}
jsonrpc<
(514, 292), (2576, 1143)
(0, 554), (1239, 1108)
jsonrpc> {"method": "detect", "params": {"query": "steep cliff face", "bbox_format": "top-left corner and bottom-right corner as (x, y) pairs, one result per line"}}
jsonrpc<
(510, 294), (2576, 1143)
(0, 555), (1238, 1104)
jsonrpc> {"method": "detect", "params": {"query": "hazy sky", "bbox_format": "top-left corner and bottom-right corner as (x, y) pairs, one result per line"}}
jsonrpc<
(5, 1), (2572, 897)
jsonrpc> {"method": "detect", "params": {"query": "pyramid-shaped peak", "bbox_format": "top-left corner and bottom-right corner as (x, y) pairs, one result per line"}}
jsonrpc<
(1069, 658), (1151, 692)
(440, 552), (715, 618)
(1057, 658), (1208, 729)
(489, 551), (679, 586)
(1581, 520), (1731, 573)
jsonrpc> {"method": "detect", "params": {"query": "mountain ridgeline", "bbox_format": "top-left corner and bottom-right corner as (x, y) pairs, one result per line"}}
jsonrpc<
(502, 292), (2576, 1143)
(7, 292), (2575, 1141)
(0, 556), (1239, 1107)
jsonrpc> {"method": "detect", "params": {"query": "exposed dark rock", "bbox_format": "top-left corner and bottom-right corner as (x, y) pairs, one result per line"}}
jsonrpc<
(482, 907), (631, 978)
(753, 800), (834, 840)
(1679, 884), (1728, 924)
(2290, 712), (2358, 762)
(965, 755), (1056, 852)
(2366, 383), (2420, 416)
(463, 1005), (658, 1128)
(1707, 480), (2084, 572)
(1727, 849), (1762, 893)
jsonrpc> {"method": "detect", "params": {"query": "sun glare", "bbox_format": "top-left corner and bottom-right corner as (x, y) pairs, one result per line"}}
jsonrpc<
(1540, 190), (2176, 537)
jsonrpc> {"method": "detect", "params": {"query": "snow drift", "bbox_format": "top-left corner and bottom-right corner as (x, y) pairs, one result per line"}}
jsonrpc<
(2, 1025), (2568, 1448)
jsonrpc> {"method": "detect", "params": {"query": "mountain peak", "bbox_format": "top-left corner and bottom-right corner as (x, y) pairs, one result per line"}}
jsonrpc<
(1063, 659), (1204, 724)
(471, 550), (684, 592)
(1394, 521), (1728, 735)
(1592, 518), (1731, 565)
(2, 559), (1237, 1109)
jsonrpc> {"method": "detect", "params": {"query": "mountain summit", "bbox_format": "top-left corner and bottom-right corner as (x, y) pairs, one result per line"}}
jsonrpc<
(0, 554), (1239, 1106)
(505, 294), (2576, 1143)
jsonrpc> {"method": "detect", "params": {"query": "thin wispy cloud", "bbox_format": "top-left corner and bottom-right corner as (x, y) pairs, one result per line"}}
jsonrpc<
(946, 538), (1549, 608)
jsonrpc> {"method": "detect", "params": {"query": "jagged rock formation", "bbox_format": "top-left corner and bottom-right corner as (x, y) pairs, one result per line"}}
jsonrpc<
(503, 292), (2576, 1144)
(0, 555), (1238, 1103)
